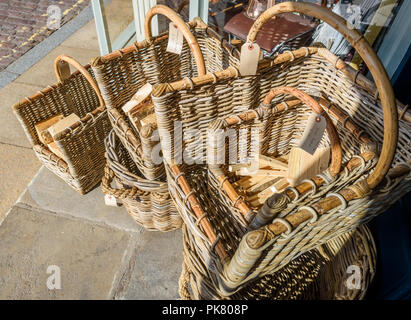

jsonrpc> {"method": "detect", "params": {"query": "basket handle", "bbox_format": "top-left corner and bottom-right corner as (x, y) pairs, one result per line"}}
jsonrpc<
(246, 2), (397, 189)
(101, 165), (142, 199)
(54, 55), (105, 107)
(208, 87), (342, 222)
(263, 87), (342, 176)
(144, 4), (206, 76)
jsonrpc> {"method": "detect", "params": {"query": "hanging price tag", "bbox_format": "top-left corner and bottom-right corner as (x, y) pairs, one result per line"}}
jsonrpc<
(105, 194), (120, 207)
(298, 113), (327, 155)
(166, 22), (183, 55)
(239, 42), (260, 76)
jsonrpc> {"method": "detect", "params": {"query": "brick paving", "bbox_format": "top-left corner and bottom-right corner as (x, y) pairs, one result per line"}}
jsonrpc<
(0, 0), (90, 71)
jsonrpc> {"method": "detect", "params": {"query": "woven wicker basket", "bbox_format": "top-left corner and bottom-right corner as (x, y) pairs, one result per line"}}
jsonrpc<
(91, 5), (240, 182)
(101, 130), (181, 232)
(151, 2), (411, 298)
(13, 55), (111, 194)
(179, 223), (376, 300)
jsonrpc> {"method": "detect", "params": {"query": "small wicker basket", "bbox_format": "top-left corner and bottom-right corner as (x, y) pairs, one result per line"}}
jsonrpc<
(101, 130), (181, 232)
(13, 55), (111, 194)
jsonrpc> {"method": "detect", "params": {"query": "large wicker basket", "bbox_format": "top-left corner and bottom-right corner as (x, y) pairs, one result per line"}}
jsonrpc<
(13, 55), (111, 194)
(179, 223), (377, 300)
(101, 130), (181, 232)
(91, 5), (240, 182)
(151, 2), (411, 298)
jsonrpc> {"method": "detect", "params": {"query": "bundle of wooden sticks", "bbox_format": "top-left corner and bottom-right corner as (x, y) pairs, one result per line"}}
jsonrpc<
(232, 147), (330, 208)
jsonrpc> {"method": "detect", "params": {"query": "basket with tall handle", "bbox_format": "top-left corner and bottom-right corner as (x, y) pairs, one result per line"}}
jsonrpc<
(151, 2), (410, 299)
(13, 55), (111, 194)
(91, 4), (241, 182)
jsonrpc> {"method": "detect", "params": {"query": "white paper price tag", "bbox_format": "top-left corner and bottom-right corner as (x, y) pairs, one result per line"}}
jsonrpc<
(166, 22), (183, 55)
(239, 42), (260, 76)
(105, 194), (119, 207)
(298, 113), (327, 155)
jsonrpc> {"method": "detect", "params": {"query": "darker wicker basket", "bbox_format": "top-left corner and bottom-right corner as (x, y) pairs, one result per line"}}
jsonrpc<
(102, 130), (181, 232)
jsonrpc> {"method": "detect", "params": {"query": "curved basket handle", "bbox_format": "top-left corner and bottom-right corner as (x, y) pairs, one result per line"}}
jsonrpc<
(144, 4), (206, 76)
(208, 87), (342, 223)
(263, 87), (342, 176)
(54, 55), (105, 107)
(101, 165), (141, 199)
(246, 2), (397, 189)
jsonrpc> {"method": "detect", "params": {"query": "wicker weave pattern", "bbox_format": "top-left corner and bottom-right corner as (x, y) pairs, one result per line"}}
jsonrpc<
(102, 130), (181, 232)
(91, 20), (240, 181)
(13, 65), (111, 194)
(178, 202), (376, 300)
(152, 47), (410, 297)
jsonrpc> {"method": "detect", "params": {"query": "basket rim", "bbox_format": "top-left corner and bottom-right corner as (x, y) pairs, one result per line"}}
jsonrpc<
(90, 17), (240, 67)
(105, 129), (168, 193)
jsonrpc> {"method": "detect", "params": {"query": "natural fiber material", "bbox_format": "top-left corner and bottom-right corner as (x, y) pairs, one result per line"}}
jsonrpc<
(91, 14), (239, 181)
(154, 45), (410, 296)
(13, 58), (111, 194)
(179, 218), (376, 300)
(102, 130), (181, 232)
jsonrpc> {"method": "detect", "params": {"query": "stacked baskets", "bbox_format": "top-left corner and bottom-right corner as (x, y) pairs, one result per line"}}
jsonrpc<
(150, 2), (411, 298)
(95, 5), (241, 231)
(101, 130), (181, 232)
(11, 2), (411, 300)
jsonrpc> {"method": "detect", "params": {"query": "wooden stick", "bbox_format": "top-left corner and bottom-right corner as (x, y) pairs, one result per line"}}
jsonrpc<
(237, 168), (287, 177)
(259, 155), (288, 170)
(247, 177), (280, 195)
(270, 177), (290, 193)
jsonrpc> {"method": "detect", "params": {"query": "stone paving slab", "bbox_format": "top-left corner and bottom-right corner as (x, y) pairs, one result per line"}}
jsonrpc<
(121, 229), (183, 300)
(14, 45), (100, 87)
(17, 166), (143, 233)
(0, 205), (133, 299)
(0, 81), (43, 148)
(0, 144), (41, 222)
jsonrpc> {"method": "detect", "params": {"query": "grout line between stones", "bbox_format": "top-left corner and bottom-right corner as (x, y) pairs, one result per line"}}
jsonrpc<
(14, 201), (145, 235)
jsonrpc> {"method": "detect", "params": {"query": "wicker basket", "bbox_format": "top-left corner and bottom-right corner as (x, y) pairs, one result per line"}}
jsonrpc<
(91, 4), (240, 181)
(179, 223), (377, 300)
(151, 2), (411, 298)
(101, 130), (181, 232)
(13, 55), (111, 194)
